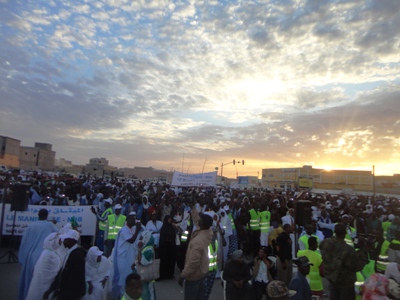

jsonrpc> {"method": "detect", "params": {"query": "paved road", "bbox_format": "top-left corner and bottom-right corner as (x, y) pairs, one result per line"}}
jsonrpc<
(0, 247), (223, 300)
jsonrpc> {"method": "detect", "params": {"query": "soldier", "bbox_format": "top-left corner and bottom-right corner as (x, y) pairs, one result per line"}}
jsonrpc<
(320, 223), (369, 300)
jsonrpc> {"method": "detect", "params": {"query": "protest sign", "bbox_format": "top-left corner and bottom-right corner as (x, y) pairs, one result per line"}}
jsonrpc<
(171, 171), (217, 187)
(0, 204), (96, 236)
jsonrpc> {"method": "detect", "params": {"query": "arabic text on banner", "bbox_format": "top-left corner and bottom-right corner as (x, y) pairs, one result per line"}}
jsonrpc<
(0, 204), (96, 236)
(171, 171), (217, 187)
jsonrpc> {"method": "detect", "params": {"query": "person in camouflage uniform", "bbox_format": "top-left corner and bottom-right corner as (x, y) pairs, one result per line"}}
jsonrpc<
(320, 223), (369, 300)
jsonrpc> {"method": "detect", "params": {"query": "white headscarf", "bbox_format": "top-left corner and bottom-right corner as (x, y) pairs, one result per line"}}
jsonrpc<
(25, 233), (62, 300)
(58, 223), (72, 235)
(43, 232), (60, 251)
(85, 246), (112, 298)
(142, 196), (150, 209)
(86, 246), (103, 268)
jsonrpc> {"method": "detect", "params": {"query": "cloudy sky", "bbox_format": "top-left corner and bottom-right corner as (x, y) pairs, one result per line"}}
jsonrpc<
(1, 0), (400, 178)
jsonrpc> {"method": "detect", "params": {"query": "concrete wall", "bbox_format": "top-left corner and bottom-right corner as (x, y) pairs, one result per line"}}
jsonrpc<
(83, 157), (118, 177)
(55, 158), (73, 167)
(121, 167), (173, 182)
(19, 144), (56, 171)
(37, 148), (56, 170)
(262, 166), (374, 193)
(19, 146), (39, 171)
(0, 136), (21, 168)
(34, 142), (52, 151)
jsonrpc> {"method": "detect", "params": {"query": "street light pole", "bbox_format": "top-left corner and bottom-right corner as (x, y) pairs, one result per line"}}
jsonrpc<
(220, 159), (245, 181)
(372, 165), (375, 202)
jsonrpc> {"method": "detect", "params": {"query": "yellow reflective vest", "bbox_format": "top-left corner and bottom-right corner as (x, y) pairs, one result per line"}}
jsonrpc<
(208, 241), (218, 271)
(345, 226), (356, 246)
(297, 249), (323, 292)
(356, 253), (376, 300)
(377, 240), (391, 272)
(355, 271), (364, 300)
(299, 234), (319, 250)
(249, 209), (260, 230)
(360, 252), (375, 280)
(107, 214), (126, 240)
(99, 207), (113, 231)
(259, 210), (271, 233)
(181, 219), (191, 242)
(382, 221), (391, 238)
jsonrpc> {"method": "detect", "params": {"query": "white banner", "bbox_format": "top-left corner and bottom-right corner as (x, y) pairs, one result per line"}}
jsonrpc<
(171, 171), (217, 187)
(0, 204), (97, 236)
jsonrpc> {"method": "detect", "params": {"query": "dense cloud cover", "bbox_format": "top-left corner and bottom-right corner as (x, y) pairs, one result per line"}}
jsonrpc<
(1, 0), (400, 176)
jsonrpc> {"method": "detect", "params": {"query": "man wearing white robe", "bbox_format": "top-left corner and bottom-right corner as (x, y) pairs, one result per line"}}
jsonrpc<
(25, 232), (62, 300)
(112, 212), (144, 299)
(282, 208), (296, 258)
(145, 211), (163, 247)
(219, 208), (232, 262)
(18, 208), (57, 300)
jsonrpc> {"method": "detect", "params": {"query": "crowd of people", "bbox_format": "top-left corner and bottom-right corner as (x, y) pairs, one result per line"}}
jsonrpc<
(4, 173), (400, 300)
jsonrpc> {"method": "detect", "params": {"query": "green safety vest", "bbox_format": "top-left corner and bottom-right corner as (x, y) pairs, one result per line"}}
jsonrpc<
(181, 219), (191, 242)
(360, 252), (375, 280)
(107, 214), (126, 240)
(299, 234), (319, 250)
(99, 207), (113, 230)
(382, 221), (392, 232)
(208, 241), (218, 271)
(345, 226), (356, 247)
(249, 209), (260, 230)
(181, 230), (189, 242)
(355, 271), (364, 300)
(376, 239), (391, 272)
(376, 260), (389, 272)
(228, 213), (236, 230)
(259, 211), (271, 233)
(297, 249), (323, 292)
(356, 253), (376, 299)
(381, 240), (390, 256)
(382, 222), (391, 239)
(355, 254), (375, 300)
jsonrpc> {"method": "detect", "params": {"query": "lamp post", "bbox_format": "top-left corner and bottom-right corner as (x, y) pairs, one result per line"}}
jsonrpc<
(220, 159), (245, 179)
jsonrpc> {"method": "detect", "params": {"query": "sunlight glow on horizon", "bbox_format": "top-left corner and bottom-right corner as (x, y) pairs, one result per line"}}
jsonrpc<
(2, 1), (400, 179)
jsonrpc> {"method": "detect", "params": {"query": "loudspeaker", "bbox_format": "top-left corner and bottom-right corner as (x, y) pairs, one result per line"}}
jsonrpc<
(295, 200), (312, 226)
(11, 184), (30, 211)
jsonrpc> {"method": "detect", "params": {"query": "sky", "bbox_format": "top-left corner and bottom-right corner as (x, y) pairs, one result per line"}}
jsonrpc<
(1, 0), (400, 179)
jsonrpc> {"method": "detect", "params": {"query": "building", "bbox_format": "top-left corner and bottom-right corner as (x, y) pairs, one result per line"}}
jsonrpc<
(235, 175), (260, 187)
(19, 142), (56, 171)
(34, 143), (55, 170)
(0, 136), (21, 168)
(121, 166), (173, 182)
(84, 157), (118, 177)
(375, 174), (400, 195)
(55, 158), (73, 168)
(262, 165), (373, 193)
